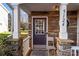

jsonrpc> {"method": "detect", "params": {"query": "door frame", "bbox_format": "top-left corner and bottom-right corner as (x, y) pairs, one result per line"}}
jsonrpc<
(32, 16), (48, 49)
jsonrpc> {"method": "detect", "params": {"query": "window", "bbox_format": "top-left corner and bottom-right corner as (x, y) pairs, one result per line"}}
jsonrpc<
(35, 19), (45, 35)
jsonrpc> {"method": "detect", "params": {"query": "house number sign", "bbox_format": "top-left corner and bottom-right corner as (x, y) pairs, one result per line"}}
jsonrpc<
(62, 9), (65, 26)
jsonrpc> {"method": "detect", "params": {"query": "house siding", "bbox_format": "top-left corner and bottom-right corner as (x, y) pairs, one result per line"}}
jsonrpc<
(0, 5), (9, 32)
(29, 11), (77, 45)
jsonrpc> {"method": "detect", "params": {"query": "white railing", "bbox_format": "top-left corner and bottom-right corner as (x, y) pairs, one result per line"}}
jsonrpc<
(23, 36), (31, 56)
(60, 46), (79, 56)
(59, 49), (71, 56)
(59, 46), (79, 56)
(71, 46), (79, 56)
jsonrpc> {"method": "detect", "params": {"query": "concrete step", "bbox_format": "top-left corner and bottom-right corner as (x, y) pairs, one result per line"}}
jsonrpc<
(30, 50), (48, 56)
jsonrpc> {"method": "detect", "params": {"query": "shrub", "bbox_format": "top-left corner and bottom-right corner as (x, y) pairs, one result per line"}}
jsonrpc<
(0, 32), (10, 56)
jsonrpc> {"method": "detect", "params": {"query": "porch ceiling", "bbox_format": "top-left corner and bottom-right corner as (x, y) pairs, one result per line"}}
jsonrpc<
(20, 3), (79, 12)
(20, 3), (59, 12)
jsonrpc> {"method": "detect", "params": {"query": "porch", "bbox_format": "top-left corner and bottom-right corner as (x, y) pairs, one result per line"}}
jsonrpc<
(6, 3), (79, 56)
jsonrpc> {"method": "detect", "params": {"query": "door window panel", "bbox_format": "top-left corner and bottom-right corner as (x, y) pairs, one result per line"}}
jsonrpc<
(35, 19), (45, 35)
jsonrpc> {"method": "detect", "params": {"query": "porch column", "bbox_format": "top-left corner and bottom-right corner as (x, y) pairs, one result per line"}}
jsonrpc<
(13, 4), (20, 39)
(74, 49), (76, 56)
(11, 11), (14, 35)
(77, 11), (79, 46)
(59, 3), (68, 39)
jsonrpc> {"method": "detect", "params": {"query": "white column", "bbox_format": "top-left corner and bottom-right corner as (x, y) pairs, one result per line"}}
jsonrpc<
(77, 11), (79, 46)
(13, 5), (20, 39)
(71, 50), (72, 56)
(11, 11), (14, 35)
(74, 49), (76, 56)
(59, 3), (68, 39)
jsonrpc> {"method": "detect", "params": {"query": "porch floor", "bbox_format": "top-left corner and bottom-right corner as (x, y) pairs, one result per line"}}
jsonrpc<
(30, 49), (48, 56)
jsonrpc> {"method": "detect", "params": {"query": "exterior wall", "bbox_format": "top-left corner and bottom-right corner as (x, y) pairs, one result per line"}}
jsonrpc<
(0, 5), (9, 32)
(68, 11), (77, 45)
(29, 11), (77, 45)
(77, 11), (79, 46)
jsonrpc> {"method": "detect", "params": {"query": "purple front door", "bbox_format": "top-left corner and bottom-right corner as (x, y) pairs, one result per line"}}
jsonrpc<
(33, 18), (47, 45)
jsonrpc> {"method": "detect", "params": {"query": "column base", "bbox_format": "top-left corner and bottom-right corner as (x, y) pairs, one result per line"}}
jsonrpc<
(59, 32), (68, 39)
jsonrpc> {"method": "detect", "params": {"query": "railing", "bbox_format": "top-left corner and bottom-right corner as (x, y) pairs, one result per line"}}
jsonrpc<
(55, 37), (74, 56)
(6, 35), (31, 56)
(59, 46), (79, 56)
(23, 36), (31, 56)
(71, 46), (79, 56)
(5, 34), (12, 40)
(59, 49), (71, 56)
(47, 37), (56, 56)
(6, 35), (19, 56)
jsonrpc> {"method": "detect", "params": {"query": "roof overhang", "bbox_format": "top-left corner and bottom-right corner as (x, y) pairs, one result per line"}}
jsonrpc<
(19, 3), (79, 12)
(9, 3), (79, 14)
(0, 3), (9, 13)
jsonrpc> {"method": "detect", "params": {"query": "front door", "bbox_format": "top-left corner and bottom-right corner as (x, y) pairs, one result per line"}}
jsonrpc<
(33, 17), (47, 49)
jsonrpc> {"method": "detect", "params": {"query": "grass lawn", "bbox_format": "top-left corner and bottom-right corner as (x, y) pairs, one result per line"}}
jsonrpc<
(20, 30), (28, 34)
(20, 30), (29, 39)
(0, 32), (11, 34)
(0, 32), (11, 41)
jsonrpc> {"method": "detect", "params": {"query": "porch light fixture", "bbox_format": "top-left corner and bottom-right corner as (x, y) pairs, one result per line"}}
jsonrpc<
(52, 5), (59, 11)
